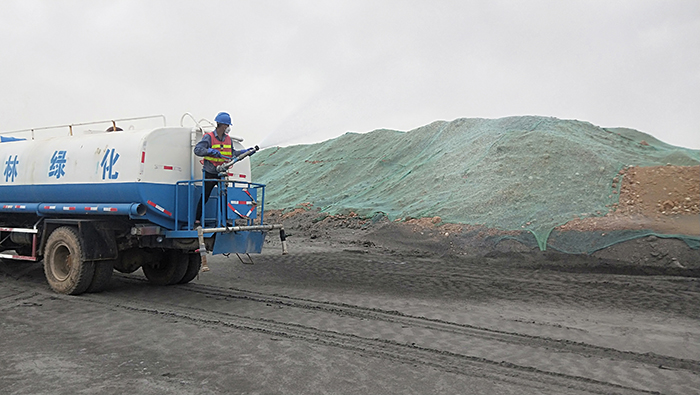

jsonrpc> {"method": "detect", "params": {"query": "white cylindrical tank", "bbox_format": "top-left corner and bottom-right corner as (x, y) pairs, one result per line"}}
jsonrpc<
(0, 127), (251, 211)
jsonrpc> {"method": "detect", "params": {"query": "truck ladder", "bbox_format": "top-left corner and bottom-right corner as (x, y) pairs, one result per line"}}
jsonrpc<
(0, 226), (39, 261)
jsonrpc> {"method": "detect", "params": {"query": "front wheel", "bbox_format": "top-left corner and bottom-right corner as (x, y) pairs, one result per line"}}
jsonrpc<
(43, 227), (95, 295)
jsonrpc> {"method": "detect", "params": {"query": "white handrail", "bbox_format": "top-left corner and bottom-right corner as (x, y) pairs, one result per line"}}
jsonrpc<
(2, 115), (167, 138)
(180, 112), (199, 128)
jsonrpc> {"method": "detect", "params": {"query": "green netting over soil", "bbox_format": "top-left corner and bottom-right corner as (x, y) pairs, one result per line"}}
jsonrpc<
(253, 116), (699, 252)
(490, 229), (700, 254)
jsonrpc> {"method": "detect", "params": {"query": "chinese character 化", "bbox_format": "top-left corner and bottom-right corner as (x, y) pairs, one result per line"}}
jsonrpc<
(101, 148), (119, 180)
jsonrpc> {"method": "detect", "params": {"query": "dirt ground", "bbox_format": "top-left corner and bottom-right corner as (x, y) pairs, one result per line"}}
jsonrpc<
(558, 165), (699, 236)
(0, 165), (699, 395)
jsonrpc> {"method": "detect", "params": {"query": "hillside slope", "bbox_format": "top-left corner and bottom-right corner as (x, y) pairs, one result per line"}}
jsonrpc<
(252, 116), (699, 251)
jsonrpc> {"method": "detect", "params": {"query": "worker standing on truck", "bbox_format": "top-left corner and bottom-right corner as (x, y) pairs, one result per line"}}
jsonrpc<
(193, 112), (248, 224)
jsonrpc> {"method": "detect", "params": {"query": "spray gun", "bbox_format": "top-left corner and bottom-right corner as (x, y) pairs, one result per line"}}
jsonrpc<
(216, 145), (259, 176)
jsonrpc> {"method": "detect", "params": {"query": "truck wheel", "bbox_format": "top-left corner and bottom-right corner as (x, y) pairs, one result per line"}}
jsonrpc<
(114, 248), (152, 274)
(85, 260), (114, 293)
(178, 254), (202, 284)
(142, 250), (188, 285)
(43, 226), (95, 295)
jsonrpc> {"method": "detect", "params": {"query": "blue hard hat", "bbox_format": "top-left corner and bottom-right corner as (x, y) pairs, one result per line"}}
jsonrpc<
(214, 112), (233, 125)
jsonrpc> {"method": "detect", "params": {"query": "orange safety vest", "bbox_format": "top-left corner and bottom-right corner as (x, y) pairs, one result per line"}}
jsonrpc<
(203, 131), (233, 165)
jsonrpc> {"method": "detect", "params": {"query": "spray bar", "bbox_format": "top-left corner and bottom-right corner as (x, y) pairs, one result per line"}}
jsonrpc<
(200, 223), (288, 255)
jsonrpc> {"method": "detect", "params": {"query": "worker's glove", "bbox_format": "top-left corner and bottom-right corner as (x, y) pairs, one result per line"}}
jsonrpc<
(207, 148), (223, 158)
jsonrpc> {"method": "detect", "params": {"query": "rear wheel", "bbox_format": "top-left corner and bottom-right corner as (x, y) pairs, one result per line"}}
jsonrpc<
(43, 227), (95, 295)
(142, 250), (188, 285)
(178, 253), (202, 284)
(85, 260), (114, 293)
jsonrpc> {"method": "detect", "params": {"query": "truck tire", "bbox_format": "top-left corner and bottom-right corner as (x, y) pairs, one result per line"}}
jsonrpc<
(178, 254), (202, 284)
(43, 226), (95, 295)
(142, 250), (188, 285)
(114, 248), (151, 274)
(85, 260), (114, 293)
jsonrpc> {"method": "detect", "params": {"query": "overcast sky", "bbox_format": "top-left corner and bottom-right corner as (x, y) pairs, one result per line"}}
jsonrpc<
(1, 0), (698, 149)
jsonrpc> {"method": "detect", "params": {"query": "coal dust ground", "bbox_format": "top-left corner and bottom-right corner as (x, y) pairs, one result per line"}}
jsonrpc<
(1, 214), (699, 395)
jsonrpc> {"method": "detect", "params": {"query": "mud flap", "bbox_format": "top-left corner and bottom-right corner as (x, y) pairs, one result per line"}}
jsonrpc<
(212, 231), (266, 255)
(78, 221), (118, 261)
(42, 219), (118, 261)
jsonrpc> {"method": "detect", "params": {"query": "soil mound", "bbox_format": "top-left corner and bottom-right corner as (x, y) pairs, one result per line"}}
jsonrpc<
(253, 116), (699, 252)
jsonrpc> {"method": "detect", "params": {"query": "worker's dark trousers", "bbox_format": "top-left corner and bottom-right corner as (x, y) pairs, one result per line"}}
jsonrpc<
(195, 171), (223, 222)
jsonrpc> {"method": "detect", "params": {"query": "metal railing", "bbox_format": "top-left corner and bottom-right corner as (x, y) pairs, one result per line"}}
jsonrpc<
(174, 177), (267, 232)
(2, 115), (167, 139)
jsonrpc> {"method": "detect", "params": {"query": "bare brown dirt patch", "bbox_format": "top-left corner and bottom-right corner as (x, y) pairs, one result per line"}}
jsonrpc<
(558, 165), (699, 235)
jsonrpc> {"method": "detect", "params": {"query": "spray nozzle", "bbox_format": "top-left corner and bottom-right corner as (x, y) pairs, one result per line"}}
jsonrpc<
(216, 145), (260, 174)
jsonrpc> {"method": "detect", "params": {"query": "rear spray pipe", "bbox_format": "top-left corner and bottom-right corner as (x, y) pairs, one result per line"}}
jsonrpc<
(195, 224), (288, 273)
(201, 224), (288, 255)
(196, 225), (210, 272)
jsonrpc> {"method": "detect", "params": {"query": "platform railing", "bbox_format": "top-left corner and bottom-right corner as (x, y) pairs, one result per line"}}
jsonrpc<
(174, 177), (266, 232)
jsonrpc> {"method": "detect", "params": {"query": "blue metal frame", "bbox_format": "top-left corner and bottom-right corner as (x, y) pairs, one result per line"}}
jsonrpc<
(166, 173), (267, 239)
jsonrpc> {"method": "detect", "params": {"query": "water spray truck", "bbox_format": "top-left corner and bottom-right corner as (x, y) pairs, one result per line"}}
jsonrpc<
(0, 114), (287, 295)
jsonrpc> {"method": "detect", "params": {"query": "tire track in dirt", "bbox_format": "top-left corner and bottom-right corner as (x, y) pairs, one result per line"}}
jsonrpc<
(63, 286), (652, 395)
(3, 253), (699, 394)
(175, 282), (700, 372)
(249, 252), (700, 362)
(102, 275), (699, 395)
(251, 252), (700, 317)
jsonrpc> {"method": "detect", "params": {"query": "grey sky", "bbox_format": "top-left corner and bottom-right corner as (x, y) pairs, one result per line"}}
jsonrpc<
(1, 0), (698, 149)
